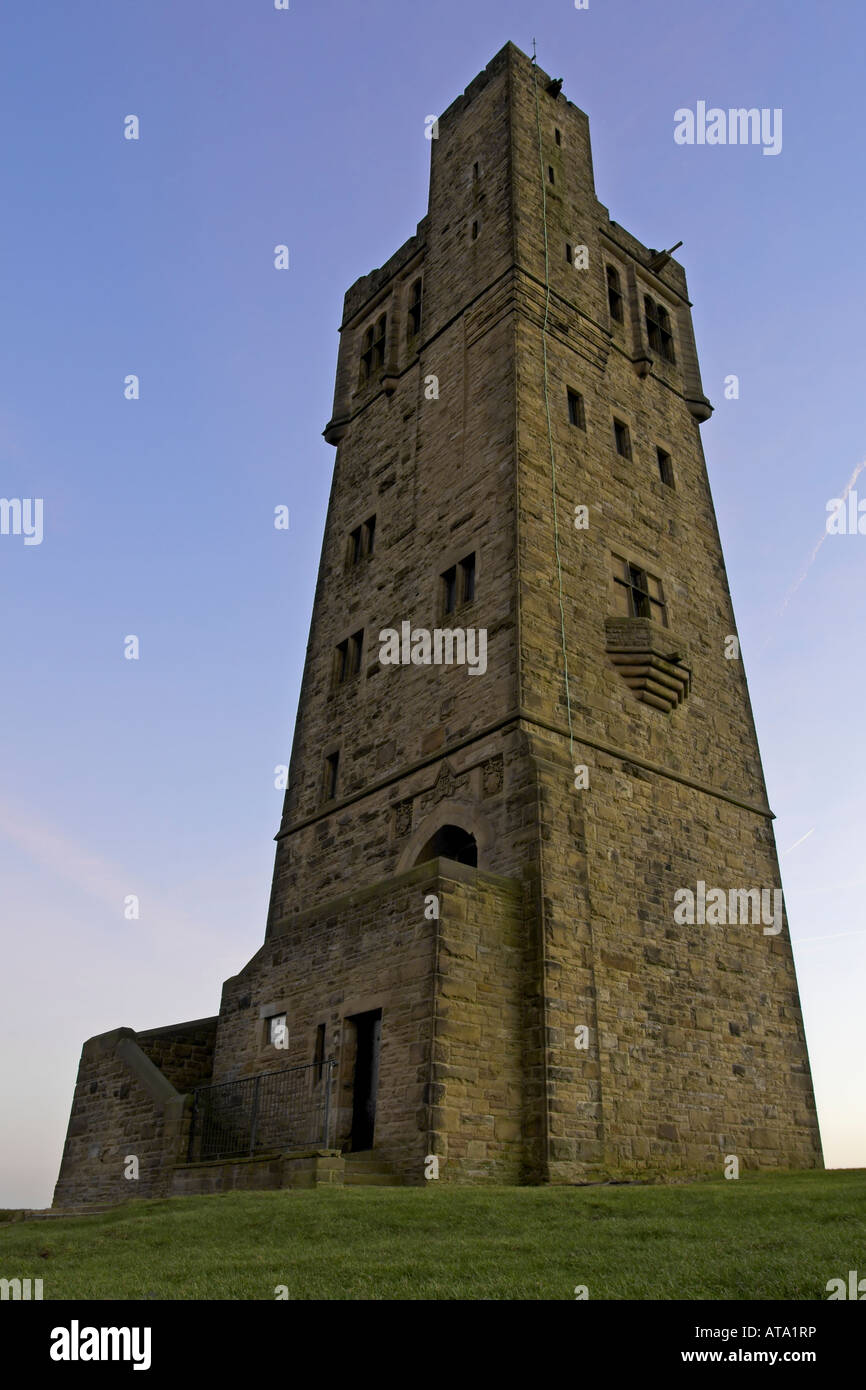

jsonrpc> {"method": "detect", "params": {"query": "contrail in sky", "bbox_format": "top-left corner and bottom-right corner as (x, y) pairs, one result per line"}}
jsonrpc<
(777, 457), (866, 618)
(781, 827), (815, 859)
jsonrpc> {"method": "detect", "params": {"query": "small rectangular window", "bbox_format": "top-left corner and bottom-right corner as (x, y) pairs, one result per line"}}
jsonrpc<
(334, 630), (363, 684)
(612, 556), (667, 626)
(548, 165), (555, 184)
(460, 553), (476, 604)
(471, 220), (479, 240)
(359, 314), (388, 385)
(324, 751), (339, 801)
(335, 639), (349, 683)
(555, 128), (562, 146)
(268, 1013), (287, 1048)
(473, 161), (479, 180)
(613, 418), (632, 459)
(565, 242), (573, 264)
(442, 565), (457, 615)
(645, 296), (676, 363)
(657, 448), (674, 487)
(442, 555), (476, 611)
(314, 1023), (326, 1082)
(348, 517), (376, 566)
(567, 389), (585, 429)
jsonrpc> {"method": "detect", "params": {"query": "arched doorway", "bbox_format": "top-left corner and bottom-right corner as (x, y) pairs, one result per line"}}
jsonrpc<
(415, 824), (478, 867)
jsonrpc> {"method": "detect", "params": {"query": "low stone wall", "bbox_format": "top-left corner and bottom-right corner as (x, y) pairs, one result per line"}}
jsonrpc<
(52, 1017), (217, 1208)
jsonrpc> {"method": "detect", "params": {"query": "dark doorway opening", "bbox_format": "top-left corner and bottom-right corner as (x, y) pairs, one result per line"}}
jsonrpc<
(416, 824), (478, 867)
(349, 1009), (382, 1151)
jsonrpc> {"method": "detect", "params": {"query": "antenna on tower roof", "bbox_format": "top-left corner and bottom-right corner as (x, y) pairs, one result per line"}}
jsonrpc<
(647, 241), (684, 273)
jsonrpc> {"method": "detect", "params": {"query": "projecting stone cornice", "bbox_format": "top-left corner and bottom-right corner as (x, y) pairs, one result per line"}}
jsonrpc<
(275, 704), (774, 843)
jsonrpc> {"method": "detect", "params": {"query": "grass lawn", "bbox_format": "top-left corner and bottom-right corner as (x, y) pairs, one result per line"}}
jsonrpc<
(1, 1169), (863, 1300)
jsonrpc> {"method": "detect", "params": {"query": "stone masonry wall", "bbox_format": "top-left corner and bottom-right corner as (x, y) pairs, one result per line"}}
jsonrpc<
(429, 869), (526, 1183)
(267, 45), (526, 926)
(264, 41), (820, 1178)
(136, 1018), (217, 1094)
(528, 731), (821, 1179)
(501, 44), (821, 1176)
(214, 862), (529, 1185)
(53, 1018), (216, 1208)
(214, 864), (440, 1185)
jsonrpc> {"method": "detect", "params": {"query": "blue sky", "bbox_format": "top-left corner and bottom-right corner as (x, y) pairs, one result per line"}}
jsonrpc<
(1, 0), (864, 1207)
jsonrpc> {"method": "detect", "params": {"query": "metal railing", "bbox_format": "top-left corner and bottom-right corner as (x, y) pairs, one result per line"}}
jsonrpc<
(187, 1060), (334, 1161)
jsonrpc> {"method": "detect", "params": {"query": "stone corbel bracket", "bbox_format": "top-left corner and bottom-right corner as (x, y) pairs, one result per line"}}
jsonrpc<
(604, 616), (691, 712)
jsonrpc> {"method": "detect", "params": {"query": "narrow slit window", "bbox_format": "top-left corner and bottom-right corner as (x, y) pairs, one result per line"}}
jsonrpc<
(548, 165), (555, 184)
(606, 265), (624, 323)
(407, 279), (422, 344)
(335, 639), (349, 684)
(565, 242), (573, 264)
(442, 565), (457, 615)
(364, 515), (376, 555)
(471, 220), (479, 240)
(358, 325), (374, 386)
(324, 752), (339, 801)
(314, 1023), (326, 1082)
(372, 314), (387, 371)
(555, 128), (562, 146)
(460, 553), (476, 604)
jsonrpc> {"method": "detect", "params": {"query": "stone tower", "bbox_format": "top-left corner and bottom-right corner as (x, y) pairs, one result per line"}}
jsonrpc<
(54, 42), (821, 1205)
